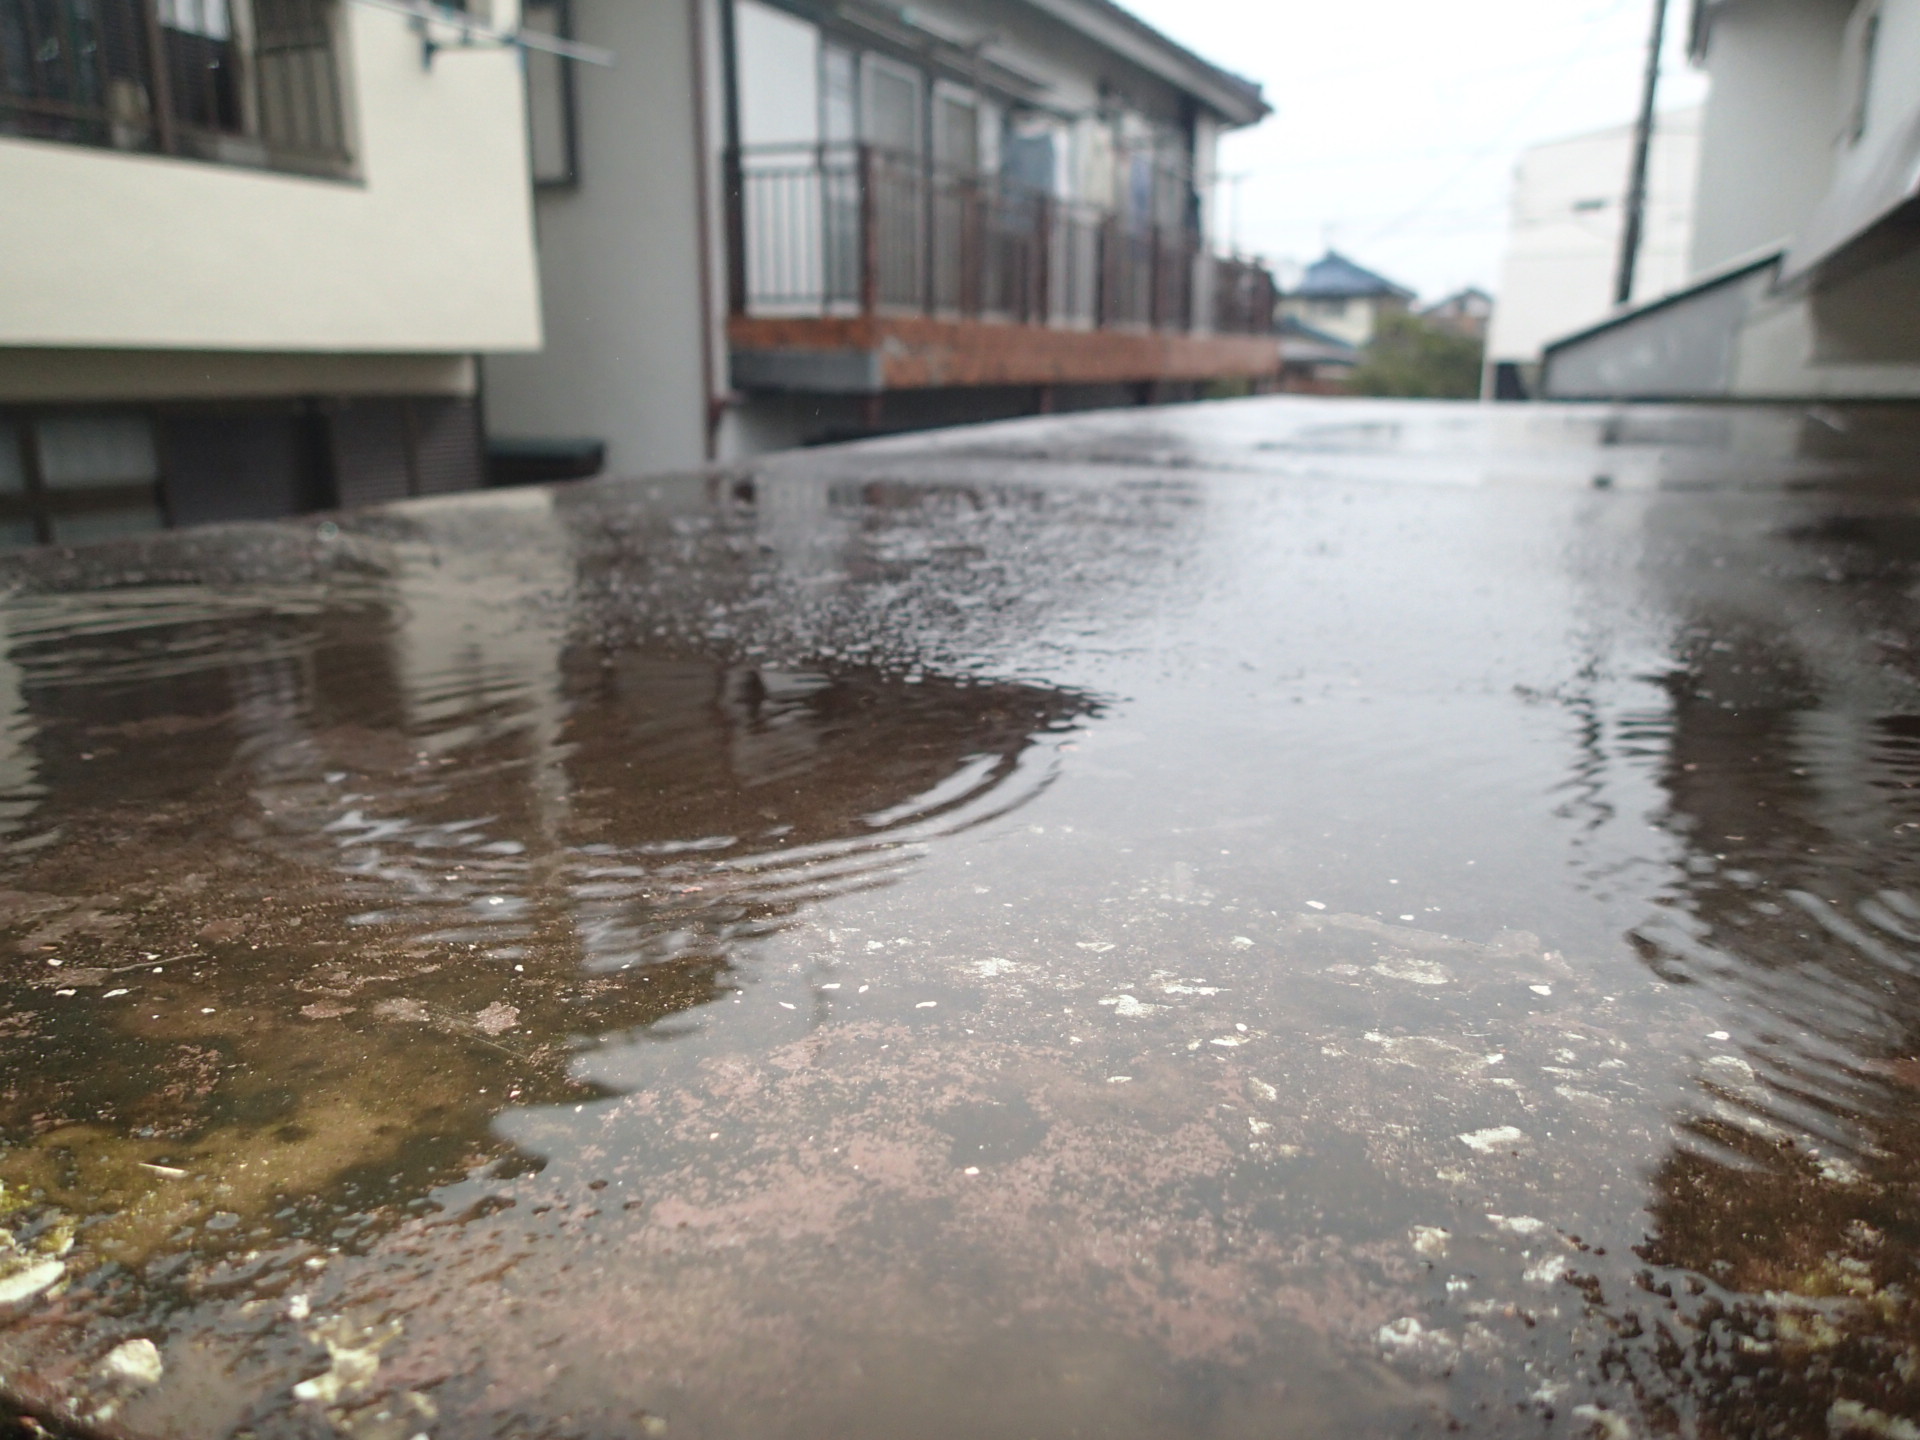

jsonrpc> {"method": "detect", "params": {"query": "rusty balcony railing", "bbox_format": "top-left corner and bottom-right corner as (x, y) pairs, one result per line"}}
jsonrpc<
(727, 142), (1272, 339)
(1212, 254), (1279, 335)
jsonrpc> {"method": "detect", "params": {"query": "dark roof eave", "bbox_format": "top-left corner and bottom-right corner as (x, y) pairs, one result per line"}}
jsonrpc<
(1289, 281), (1416, 301)
(1013, 0), (1270, 126)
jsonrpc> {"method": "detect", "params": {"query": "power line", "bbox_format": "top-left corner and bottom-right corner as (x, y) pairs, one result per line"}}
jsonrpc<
(1614, 0), (1672, 303)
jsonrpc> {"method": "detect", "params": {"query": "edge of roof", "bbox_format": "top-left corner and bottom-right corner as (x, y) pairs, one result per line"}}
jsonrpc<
(1013, 0), (1270, 126)
(1290, 251), (1417, 301)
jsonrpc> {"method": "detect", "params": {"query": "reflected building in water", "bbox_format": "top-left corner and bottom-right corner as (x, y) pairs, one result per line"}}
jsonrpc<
(0, 483), (1092, 1291)
(1589, 481), (1920, 1433)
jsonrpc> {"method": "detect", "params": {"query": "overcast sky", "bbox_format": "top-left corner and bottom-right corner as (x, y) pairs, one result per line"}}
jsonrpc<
(1118, 0), (1708, 302)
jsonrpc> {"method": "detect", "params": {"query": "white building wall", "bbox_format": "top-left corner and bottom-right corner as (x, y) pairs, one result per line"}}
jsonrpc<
(482, 0), (717, 474)
(1485, 107), (1700, 368)
(1688, 0), (1853, 275)
(0, 5), (541, 355)
(1702, 0), (1920, 396)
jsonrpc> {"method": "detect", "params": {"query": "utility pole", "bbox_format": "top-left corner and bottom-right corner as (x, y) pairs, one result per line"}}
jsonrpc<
(1614, 0), (1671, 306)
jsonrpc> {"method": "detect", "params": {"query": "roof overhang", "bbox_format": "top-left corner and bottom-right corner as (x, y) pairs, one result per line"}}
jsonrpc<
(811, 0), (1266, 123)
(1010, 0), (1269, 127)
(827, 1), (1058, 101)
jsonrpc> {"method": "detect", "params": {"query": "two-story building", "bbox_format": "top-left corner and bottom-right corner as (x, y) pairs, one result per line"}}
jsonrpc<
(481, 0), (1281, 471)
(1540, 0), (1920, 401)
(0, 0), (543, 542)
(1276, 251), (1416, 352)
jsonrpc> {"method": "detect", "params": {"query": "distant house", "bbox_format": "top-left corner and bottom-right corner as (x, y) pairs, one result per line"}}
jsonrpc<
(0, 0), (544, 542)
(1483, 107), (1701, 399)
(1421, 287), (1495, 342)
(1278, 315), (1359, 393)
(1539, 0), (1920, 401)
(483, 0), (1284, 471)
(1277, 251), (1416, 350)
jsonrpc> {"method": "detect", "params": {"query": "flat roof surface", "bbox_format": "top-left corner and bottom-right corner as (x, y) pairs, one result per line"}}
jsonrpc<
(7, 396), (1920, 1438)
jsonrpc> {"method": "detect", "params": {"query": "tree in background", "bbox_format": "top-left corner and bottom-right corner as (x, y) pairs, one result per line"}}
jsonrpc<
(1348, 310), (1484, 399)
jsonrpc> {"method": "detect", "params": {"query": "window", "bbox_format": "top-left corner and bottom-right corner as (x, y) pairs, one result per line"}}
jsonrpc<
(860, 54), (924, 307)
(159, 0), (240, 134)
(734, 0), (818, 147)
(0, 400), (483, 547)
(251, 0), (347, 165)
(820, 41), (855, 145)
(0, 410), (163, 548)
(861, 52), (919, 157)
(819, 42), (858, 304)
(523, 0), (577, 186)
(932, 85), (977, 175)
(0, 420), (37, 550)
(0, 0), (348, 172)
(2, 0), (166, 151)
(928, 82), (976, 312)
(1002, 113), (1058, 197)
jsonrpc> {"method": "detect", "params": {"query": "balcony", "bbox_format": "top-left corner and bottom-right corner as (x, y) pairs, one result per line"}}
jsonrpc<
(725, 144), (1280, 395)
(0, 0), (349, 176)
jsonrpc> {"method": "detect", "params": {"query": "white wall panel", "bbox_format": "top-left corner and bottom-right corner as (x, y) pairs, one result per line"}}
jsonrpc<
(0, 6), (541, 353)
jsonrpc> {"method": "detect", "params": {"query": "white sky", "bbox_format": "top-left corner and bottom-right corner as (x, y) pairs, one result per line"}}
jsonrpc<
(1117, 0), (1709, 302)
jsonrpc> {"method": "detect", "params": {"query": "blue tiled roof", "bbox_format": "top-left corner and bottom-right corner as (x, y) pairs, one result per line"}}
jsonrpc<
(1291, 251), (1416, 301)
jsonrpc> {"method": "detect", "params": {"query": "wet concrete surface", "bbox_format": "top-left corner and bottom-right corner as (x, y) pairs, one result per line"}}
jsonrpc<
(2, 397), (1920, 1436)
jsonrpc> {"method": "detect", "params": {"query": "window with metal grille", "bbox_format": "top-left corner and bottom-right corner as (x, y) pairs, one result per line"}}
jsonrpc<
(251, 0), (345, 163)
(0, 0), (348, 172)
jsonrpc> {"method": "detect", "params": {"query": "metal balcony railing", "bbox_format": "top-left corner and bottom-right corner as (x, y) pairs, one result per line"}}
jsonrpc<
(727, 143), (1276, 338)
(1212, 254), (1280, 335)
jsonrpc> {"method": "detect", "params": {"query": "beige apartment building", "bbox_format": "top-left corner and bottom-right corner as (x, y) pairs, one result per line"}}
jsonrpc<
(0, 0), (542, 543)
(483, 0), (1280, 473)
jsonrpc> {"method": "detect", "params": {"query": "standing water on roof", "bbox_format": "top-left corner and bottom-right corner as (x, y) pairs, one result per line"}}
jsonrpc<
(5, 398), (1920, 1438)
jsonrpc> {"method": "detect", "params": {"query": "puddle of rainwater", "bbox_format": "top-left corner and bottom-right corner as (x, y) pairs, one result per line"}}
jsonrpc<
(2, 401), (1920, 1437)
